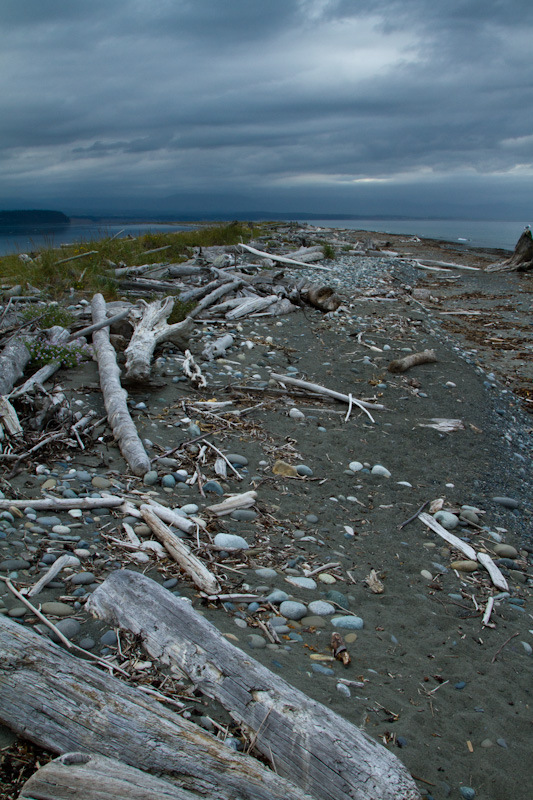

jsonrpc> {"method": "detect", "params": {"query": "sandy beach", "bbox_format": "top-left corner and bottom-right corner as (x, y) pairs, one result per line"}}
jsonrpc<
(1, 226), (532, 800)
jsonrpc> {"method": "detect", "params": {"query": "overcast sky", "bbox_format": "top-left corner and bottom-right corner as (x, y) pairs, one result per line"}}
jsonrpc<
(1, 0), (532, 218)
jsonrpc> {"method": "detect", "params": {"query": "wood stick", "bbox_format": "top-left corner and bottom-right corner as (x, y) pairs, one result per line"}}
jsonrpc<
(269, 373), (384, 411)
(238, 243), (331, 271)
(66, 309), (130, 342)
(55, 250), (98, 265)
(387, 350), (437, 374)
(28, 553), (80, 597)
(418, 513), (477, 561)
(0, 495), (123, 511)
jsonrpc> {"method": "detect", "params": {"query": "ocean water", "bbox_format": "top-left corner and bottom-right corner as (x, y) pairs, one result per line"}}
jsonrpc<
(0, 221), (195, 256)
(296, 218), (529, 253)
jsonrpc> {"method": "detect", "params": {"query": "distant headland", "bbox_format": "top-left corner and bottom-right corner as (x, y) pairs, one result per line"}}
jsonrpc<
(0, 209), (70, 225)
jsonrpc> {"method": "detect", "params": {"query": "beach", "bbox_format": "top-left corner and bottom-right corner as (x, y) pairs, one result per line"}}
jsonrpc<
(1, 225), (532, 800)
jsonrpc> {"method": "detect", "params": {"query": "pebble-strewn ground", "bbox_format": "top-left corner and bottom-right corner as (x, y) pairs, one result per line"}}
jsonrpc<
(1, 229), (532, 800)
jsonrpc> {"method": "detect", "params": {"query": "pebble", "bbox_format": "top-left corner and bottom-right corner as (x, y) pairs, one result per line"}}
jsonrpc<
(203, 480), (224, 495)
(231, 509), (257, 521)
(459, 788), (475, 800)
(450, 560), (478, 572)
(301, 615), (326, 628)
(213, 533), (249, 550)
(92, 476), (112, 489)
(289, 408), (305, 420)
(434, 511), (460, 530)
(51, 525), (71, 535)
(348, 461), (364, 472)
(318, 573), (336, 584)
(247, 634), (267, 649)
(0, 558), (31, 571)
(143, 470), (159, 486)
(492, 496), (519, 509)
(312, 664), (335, 675)
(266, 590), (290, 604)
(371, 465), (391, 478)
(521, 641), (532, 655)
(7, 606), (27, 618)
(307, 600), (336, 615)
(100, 630), (118, 647)
(225, 453), (248, 466)
(420, 570), (433, 580)
(70, 571), (96, 585)
(36, 516), (62, 528)
(180, 503), (199, 515)
(296, 464), (313, 477)
(493, 543), (518, 559)
(255, 568), (277, 579)
(79, 637), (95, 650)
(336, 682), (351, 697)
(331, 615), (364, 630)
(161, 475), (176, 488)
(279, 601), (308, 620)
(41, 602), (74, 617)
(48, 618), (81, 642)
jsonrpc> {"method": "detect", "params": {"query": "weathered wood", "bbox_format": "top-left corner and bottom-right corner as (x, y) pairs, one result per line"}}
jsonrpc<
(387, 349), (437, 373)
(270, 372), (385, 411)
(124, 297), (194, 383)
(0, 337), (32, 395)
(238, 243), (331, 271)
(66, 309), (130, 342)
(418, 513), (477, 561)
(139, 504), (220, 594)
(91, 293), (150, 476)
(0, 495), (122, 511)
(19, 752), (205, 800)
(88, 570), (421, 800)
(8, 327), (70, 399)
(225, 295), (279, 319)
(477, 552), (509, 592)
(189, 279), (244, 317)
(28, 553), (80, 597)
(0, 397), (22, 435)
(0, 615), (313, 800)
(486, 228), (533, 272)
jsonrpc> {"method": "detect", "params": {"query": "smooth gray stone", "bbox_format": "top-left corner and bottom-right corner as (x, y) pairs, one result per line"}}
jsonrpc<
(285, 576), (317, 590)
(279, 600), (308, 620)
(7, 606), (28, 618)
(36, 516), (62, 527)
(247, 634), (267, 649)
(214, 533), (249, 550)
(49, 618), (81, 642)
(311, 663), (335, 675)
(266, 590), (290, 604)
(230, 509), (257, 521)
(100, 629), (118, 646)
(161, 474), (176, 488)
(71, 571), (96, 585)
(296, 465), (313, 477)
(331, 615), (364, 630)
(308, 600), (336, 616)
(255, 567), (277, 579)
(41, 602), (74, 617)
(143, 470), (159, 486)
(434, 511), (460, 530)
(0, 558), (31, 571)
(79, 637), (95, 650)
(492, 496), (519, 509)
(225, 453), (248, 466)
(203, 480), (224, 495)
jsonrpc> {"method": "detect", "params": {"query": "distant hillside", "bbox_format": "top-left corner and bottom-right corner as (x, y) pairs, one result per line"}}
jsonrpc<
(0, 209), (70, 225)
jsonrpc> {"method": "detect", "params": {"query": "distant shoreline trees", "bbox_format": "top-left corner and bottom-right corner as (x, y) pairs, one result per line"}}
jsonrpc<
(0, 210), (70, 225)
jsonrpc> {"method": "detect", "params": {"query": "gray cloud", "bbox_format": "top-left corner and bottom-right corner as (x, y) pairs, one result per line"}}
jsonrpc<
(0, 0), (531, 217)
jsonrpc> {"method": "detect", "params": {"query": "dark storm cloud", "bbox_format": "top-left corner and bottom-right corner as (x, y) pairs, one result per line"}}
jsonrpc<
(1, 0), (531, 216)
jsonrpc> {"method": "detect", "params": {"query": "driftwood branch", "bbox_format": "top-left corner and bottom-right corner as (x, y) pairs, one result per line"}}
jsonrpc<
(0, 337), (32, 395)
(91, 293), (150, 476)
(269, 372), (384, 411)
(387, 350), (437, 373)
(0, 495), (122, 511)
(238, 243), (331, 271)
(0, 615), (311, 800)
(88, 570), (421, 800)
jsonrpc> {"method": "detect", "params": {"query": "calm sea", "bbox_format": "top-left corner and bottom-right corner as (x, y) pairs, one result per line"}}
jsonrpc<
(297, 219), (529, 253)
(0, 221), (195, 257)
(0, 217), (529, 256)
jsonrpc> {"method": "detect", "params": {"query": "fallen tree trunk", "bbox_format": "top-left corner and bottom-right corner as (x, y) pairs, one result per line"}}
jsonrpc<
(88, 570), (421, 800)
(486, 228), (533, 272)
(124, 297), (194, 384)
(20, 752), (206, 800)
(0, 337), (31, 396)
(0, 615), (313, 800)
(91, 294), (150, 476)
(238, 243), (331, 271)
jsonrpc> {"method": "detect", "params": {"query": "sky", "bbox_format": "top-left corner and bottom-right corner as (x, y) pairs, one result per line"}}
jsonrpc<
(1, 0), (532, 219)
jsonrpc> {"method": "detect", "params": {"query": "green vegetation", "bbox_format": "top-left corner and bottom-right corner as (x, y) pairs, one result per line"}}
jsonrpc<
(26, 339), (93, 369)
(21, 304), (74, 329)
(322, 242), (336, 259)
(0, 222), (259, 301)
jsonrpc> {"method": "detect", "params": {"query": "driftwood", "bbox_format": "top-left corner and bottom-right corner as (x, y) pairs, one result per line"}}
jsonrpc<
(225, 294), (279, 319)
(202, 333), (234, 360)
(19, 752), (202, 800)
(0, 615), (311, 800)
(269, 372), (384, 411)
(238, 243), (331, 271)
(91, 294), (150, 476)
(28, 553), (80, 597)
(0, 495), (122, 511)
(189, 279), (244, 317)
(486, 228), (533, 272)
(0, 397), (22, 436)
(305, 286), (342, 312)
(66, 309), (130, 342)
(8, 326), (70, 399)
(387, 349), (437, 373)
(123, 297), (193, 383)
(0, 336), (32, 395)
(88, 570), (421, 800)
(139, 504), (220, 593)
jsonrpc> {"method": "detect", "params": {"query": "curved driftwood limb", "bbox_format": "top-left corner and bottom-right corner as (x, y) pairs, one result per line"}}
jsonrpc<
(0, 615), (312, 800)
(66, 309), (130, 342)
(189, 279), (244, 318)
(269, 373), (385, 412)
(88, 570), (421, 800)
(387, 349), (437, 373)
(91, 293), (150, 476)
(124, 297), (194, 384)
(20, 752), (203, 800)
(182, 349), (206, 388)
(238, 243), (331, 271)
(0, 337), (31, 395)
(139, 505), (220, 593)
(418, 513), (477, 561)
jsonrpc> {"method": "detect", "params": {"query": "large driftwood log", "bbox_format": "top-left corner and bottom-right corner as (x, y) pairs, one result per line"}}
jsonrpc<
(91, 294), (150, 476)
(124, 297), (194, 383)
(0, 615), (313, 800)
(88, 570), (421, 800)
(20, 752), (206, 800)
(8, 327), (70, 399)
(238, 243), (331, 271)
(270, 372), (384, 411)
(0, 337), (32, 396)
(0, 495), (122, 511)
(486, 227), (533, 272)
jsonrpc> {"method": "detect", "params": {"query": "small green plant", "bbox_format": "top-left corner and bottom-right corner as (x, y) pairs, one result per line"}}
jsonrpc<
(21, 305), (74, 329)
(26, 338), (93, 368)
(322, 242), (336, 260)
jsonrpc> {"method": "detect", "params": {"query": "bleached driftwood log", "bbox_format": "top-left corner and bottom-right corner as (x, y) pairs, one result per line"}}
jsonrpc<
(486, 227), (533, 272)
(206, 489), (257, 516)
(269, 373), (384, 411)
(139, 504), (220, 594)
(202, 333), (234, 360)
(28, 553), (80, 597)
(0, 495), (123, 511)
(418, 513), (478, 560)
(0, 397), (22, 435)
(0, 337), (32, 396)
(124, 297), (194, 384)
(66, 309), (129, 342)
(0, 615), (311, 800)
(305, 286), (342, 312)
(225, 295), (279, 319)
(477, 552), (509, 591)
(120, 498), (197, 535)
(189, 279), (244, 317)
(19, 752), (203, 800)
(91, 293), (150, 476)
(238, 243), (331, 271)
(88, 570), (421, 800)
(387, 349), (437, 373)
(8, 326), (70, 399)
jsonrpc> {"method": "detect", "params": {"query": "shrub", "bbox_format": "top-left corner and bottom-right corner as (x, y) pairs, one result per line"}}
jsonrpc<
(26, 338), (93, 368)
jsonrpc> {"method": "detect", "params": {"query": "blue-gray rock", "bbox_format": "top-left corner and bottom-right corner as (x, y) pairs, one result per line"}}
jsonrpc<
(255, 567), (277, 579)
(336, 682), (351, 697)
(434, 511), (460, 530)
(308, 600), (336, 616)
(325, 590), (348, 606)
(71, 572), (96, 585)
(305, 514), (319, 523)
(7, 606), (27, 618)
(230, 509), (257, 521)
(36, 516), (62, 528)
(247, 602), (260, 613)
(214, 533), (249, 550)
(247, 634), (267, 649)
(371, 464), (391, 478)
(100, 630), (118, 647)
(266, 590), (290, 604)
(163, 578), (178, 589)
(296, 465), (313, 477)
(225, 453), (248, 466)
(492, 496), (519, 509)
(331, 615), (364, 630)
(311, 664), (335, 675)
(203, 480), (224, 495)
(180, 503), (199, 515)
(279, 600), (308, 620)
(79, 637), (95, 650)
(75, 471), (92, 482)
(459, 788), (475, 800)
(0, 558), (31, 571)
(49, 619), (81, 642)
(285, 576), (317, 590)
(143, 470), (159, 486)
(161, 474), (176, 488)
